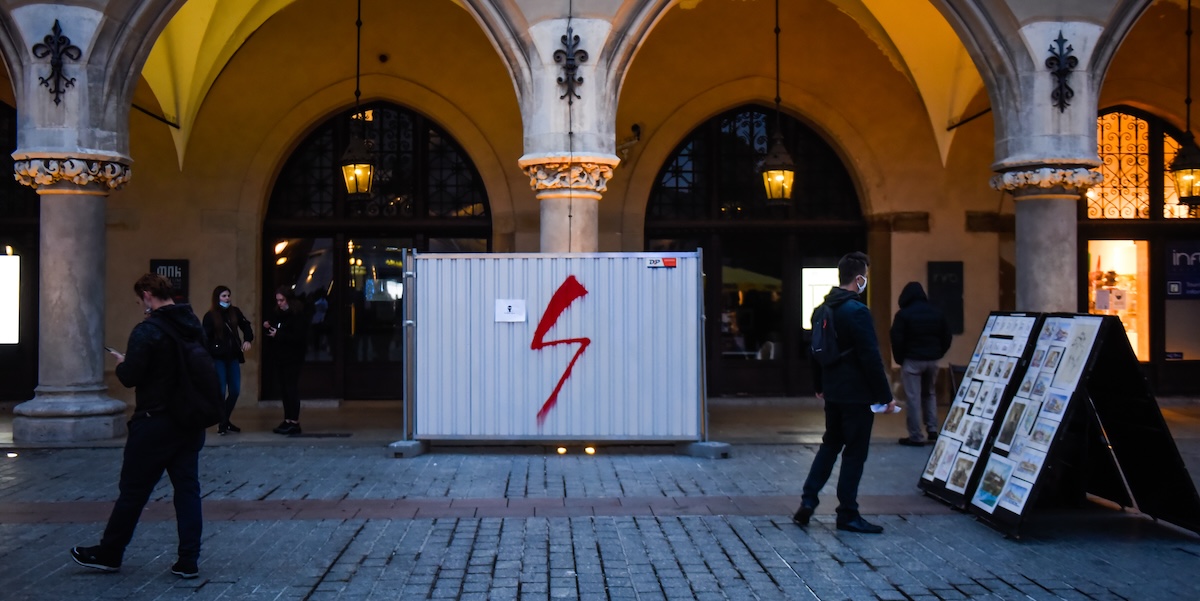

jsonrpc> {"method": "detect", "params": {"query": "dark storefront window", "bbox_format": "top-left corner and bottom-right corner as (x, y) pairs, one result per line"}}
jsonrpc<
(646, 104), (863, 395)
(264, 102), (491, 400)
(0, 102), (39, 401)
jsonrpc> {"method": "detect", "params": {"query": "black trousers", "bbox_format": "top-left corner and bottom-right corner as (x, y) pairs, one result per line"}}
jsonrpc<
(100, 415), (205, 561)
(800, 402), (875, 521)
(279, 362), (302, 421)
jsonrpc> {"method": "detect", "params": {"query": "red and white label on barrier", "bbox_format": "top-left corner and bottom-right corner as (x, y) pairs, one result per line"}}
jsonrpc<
(646, 258), (677, 268)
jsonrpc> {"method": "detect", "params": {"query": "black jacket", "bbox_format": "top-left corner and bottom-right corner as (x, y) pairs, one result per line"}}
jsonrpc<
(266, 307), (308, 365)
(115, 303), (205, 415)
(202, 305), (255, 363)
(890, 282), (952, 364)
(811, 287), (892, 404)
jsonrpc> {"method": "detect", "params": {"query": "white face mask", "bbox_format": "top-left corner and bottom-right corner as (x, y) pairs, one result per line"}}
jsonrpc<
(856, 275), (868, 294)
(219, 301), (231, 308)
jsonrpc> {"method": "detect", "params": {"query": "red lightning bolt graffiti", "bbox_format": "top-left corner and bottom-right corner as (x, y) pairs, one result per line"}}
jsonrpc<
(531, 275), (590, 426)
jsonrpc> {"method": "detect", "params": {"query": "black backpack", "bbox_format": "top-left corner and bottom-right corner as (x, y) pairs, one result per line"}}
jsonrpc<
(811, 302), (852, 367)
(147, 317), (224, 430)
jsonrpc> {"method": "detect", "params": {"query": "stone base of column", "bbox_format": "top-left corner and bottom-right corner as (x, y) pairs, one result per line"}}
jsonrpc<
(12, 388), (127, 443)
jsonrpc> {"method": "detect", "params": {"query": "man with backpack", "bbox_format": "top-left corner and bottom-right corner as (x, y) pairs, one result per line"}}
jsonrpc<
(793, 252), (895, 534)
(70, 273), (208, 579)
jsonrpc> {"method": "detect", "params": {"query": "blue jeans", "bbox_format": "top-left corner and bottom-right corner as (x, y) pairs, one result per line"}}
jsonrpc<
(213, 358), (241, 424)
(800, 402), (875, 522)
(100, 415), (205, 561)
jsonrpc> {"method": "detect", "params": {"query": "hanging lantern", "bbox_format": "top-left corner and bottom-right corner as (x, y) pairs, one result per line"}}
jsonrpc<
(1170, 0), (1200, 206)
(760, 130), (795, 202)
(1171, 139), (1200, 205)
(339, 0), (374, 197)
(340, 133), (374, 196)
(758, 0), (796, 204)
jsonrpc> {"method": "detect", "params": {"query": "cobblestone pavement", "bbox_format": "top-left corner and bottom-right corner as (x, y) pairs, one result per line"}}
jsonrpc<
(0, 403), (1198, 600)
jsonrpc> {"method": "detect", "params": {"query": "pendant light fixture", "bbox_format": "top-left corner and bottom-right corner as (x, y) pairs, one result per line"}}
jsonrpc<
(760, 0), (796, 203)
(340, 0), (374, 197)
(1171, 0), (1200, 206)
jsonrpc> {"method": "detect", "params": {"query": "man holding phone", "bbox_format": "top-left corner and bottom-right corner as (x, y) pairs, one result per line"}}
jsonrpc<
(70, 273), (207, 579)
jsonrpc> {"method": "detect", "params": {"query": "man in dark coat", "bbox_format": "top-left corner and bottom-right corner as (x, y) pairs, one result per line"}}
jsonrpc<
(70, 273), (206, 579)
(793, 252), (895, 534)
(890, 281), (953, 446)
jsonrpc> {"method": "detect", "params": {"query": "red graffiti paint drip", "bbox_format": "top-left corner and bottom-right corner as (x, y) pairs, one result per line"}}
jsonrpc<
(531, 275), (590, 426)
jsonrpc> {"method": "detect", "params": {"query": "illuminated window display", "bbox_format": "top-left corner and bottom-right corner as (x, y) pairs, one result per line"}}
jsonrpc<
(1087, 240), (1149, 360)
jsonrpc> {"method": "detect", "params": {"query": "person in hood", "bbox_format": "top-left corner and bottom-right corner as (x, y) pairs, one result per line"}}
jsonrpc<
(70, 273), (206, 580)
(793, 251), (895, 534)
(890, 281), (952, 446)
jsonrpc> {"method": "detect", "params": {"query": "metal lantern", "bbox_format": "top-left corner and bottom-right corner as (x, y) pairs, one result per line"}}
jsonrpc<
(340, 133), (374, 196)
(1171, 0), (1200, 206)
(760, 130), (795, 201)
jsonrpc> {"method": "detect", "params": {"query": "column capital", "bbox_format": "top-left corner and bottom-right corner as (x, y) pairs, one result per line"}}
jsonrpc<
(13, 154), (131, 193)
(518, 154), (619, 200)
(989, 166), (1102, 197)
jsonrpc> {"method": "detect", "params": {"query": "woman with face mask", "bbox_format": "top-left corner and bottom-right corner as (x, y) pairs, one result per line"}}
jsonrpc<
(202, 285), (255, 435)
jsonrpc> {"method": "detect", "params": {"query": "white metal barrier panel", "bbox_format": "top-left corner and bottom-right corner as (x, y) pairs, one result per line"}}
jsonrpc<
(411, 252), (704, 440)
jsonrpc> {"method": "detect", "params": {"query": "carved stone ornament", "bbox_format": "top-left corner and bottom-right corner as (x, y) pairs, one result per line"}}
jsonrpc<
(524, 161), (615, 194)
(989, 167), (1102, 194)
(14, 158), (132, 191)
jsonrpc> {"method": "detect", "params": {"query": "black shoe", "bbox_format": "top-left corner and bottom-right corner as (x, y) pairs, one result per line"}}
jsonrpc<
(170, 559), (198, 579)
(792, 504), (815, 527)
(927, 431), (938, 441)
(226, 423), (241, 433)
(275, 422), (301, 436)
(217, 428), (228, 436)
(836, 517), (883, 534)
(898, 437), (925, 447)
(70, 545), (120, 572)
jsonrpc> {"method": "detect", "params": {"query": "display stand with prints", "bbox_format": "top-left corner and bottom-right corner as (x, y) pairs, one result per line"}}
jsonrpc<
(918, 312), (1040, 510)
(920, 312), (1200, 538)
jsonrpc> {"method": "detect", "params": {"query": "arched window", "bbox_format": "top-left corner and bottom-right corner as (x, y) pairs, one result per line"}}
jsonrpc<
(1092, 109), (1197, 219)
(263, 101), (491, 400)
(1084, 108), (1200, 367)
(269, 102), (489, 226)
(645, 104), (863, 396)
(648, 105), (861, 222)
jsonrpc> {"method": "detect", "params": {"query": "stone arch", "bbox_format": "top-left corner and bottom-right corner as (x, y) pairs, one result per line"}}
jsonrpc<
(620, 76), (885, 246)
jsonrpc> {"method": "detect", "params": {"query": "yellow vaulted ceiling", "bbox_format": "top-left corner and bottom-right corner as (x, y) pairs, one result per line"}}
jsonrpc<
(141, 0), (301, 167)
(142, 0), (984, 168)
(840, 0), (985, 164)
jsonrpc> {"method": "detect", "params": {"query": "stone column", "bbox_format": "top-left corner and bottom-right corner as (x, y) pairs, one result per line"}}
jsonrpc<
(0, 2), (178, 441)
(11, 157), (131, 442)
(991, 167), (1103, 312)
(517, 17), (621, 252)
(518, 155), (619, 252)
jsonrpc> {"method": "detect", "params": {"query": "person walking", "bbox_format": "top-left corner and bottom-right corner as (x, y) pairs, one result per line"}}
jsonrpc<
(793, 252), (895, 534)
(70, 273), (207, 579)
(890, 281), (953, 446)
(202, 285), (255, 435)
(264, 287), (307, 435)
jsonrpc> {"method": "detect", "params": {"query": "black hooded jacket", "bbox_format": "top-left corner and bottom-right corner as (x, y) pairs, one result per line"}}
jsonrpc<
(811, 286), (892, 404)
(889, 282), (952, 364)
(115, 303), (206, 415)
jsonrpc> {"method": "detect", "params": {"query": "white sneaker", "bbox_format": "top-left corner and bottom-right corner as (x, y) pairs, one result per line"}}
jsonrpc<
(871, 403), (901, 414)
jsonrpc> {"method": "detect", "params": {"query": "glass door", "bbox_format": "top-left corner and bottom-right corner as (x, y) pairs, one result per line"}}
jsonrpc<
(343, 238), (409, 398)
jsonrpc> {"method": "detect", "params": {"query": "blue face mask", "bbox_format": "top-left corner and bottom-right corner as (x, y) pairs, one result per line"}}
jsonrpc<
(219, 301), (231, 308)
